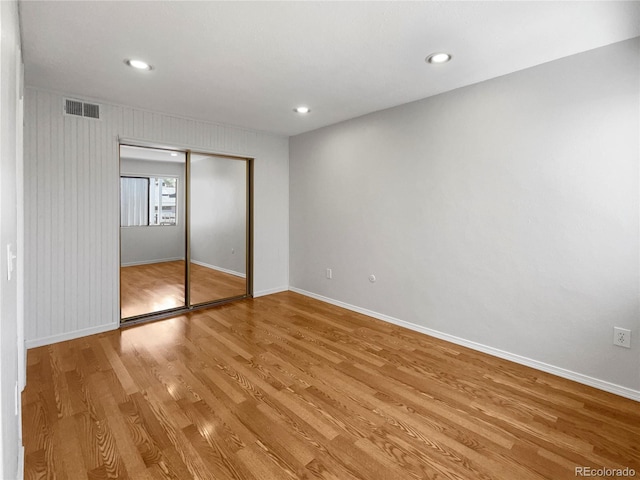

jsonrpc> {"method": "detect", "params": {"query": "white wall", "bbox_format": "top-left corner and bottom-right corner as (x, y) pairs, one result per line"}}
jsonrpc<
(290, 38), (640, 397)
(0, 0), (24, 477)
(120, 158), (185, 266)
(191, 155), (246, 276)
(24, 88), (289, 347)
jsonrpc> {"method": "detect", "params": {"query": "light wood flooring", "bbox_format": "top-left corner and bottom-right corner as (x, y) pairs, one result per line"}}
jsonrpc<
(120, 261), (246, 318)
(24, 292), (640, 479)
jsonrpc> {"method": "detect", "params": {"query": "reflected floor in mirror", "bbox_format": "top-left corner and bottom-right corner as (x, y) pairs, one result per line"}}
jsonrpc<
(190, 262), (246, 305)
(121, 260), (246, 318)
(120, 261), (185, 318)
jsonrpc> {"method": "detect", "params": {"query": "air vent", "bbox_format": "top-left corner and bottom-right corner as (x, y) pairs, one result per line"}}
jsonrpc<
(65, 99), (83, 116)
(83, 102), (100, 119)
(64, 98), (101, 120)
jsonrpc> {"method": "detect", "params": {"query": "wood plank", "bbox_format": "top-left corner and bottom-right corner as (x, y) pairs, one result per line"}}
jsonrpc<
(23, 291), (640, 479)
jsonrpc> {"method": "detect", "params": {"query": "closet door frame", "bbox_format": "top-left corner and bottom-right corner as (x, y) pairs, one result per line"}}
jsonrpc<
(118, 139), (253, 326)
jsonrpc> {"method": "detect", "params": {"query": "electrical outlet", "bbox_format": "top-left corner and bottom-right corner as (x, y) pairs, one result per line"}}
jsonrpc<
(613, 327), (631, 348)
(326, 268), (332, 279)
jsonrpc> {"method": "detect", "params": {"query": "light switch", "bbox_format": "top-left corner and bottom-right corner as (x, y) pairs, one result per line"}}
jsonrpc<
(7, 244), (16, 281)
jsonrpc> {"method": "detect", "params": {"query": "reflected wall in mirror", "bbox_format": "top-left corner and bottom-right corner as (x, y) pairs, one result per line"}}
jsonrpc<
(190, 154), (247, 304)
(120, 145), (186, 319)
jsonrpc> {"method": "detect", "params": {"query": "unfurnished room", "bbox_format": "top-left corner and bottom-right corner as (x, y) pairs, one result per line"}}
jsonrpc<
(0, 1), (639, 479)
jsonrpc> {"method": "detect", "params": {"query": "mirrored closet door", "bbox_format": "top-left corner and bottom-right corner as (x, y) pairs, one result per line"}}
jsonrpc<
(120, 145), (187, 319)
(189, 154), (248, 304)
(119, 145), (251, 323)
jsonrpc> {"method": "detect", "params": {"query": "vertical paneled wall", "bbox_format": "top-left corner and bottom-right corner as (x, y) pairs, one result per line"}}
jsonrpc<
(24, 88), (289, 347)
(1, 0), (24, 477)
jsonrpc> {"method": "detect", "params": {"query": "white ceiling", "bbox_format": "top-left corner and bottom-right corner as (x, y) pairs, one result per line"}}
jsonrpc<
(120, 145), (185, 163)
(20, 1), (640, 137)
(120, 145), (232, 163)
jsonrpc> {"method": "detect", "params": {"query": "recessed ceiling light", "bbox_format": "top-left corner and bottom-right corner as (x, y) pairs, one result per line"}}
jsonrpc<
(426, 53), (452, 64)
(170, 152), (178, 157)
(294, 106), (310, 114)
(125, 59), (152, 70)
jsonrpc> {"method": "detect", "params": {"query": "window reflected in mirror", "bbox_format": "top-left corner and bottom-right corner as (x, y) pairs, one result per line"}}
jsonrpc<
(120, 176), (178, 226)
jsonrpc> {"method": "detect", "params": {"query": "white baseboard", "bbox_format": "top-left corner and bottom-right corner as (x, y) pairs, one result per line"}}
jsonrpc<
(253, 286), (289, 298)
(121, 257), (184, 267)
(191, 260), (246, 278)
(289, 287), (640, 402)
(25, 322), (119, 349)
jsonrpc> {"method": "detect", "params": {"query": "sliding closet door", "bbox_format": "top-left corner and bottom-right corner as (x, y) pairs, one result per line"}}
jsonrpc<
(120, 145), (251, 323)
(120, 145), (186, 319)
(189, 154), (248, 304)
